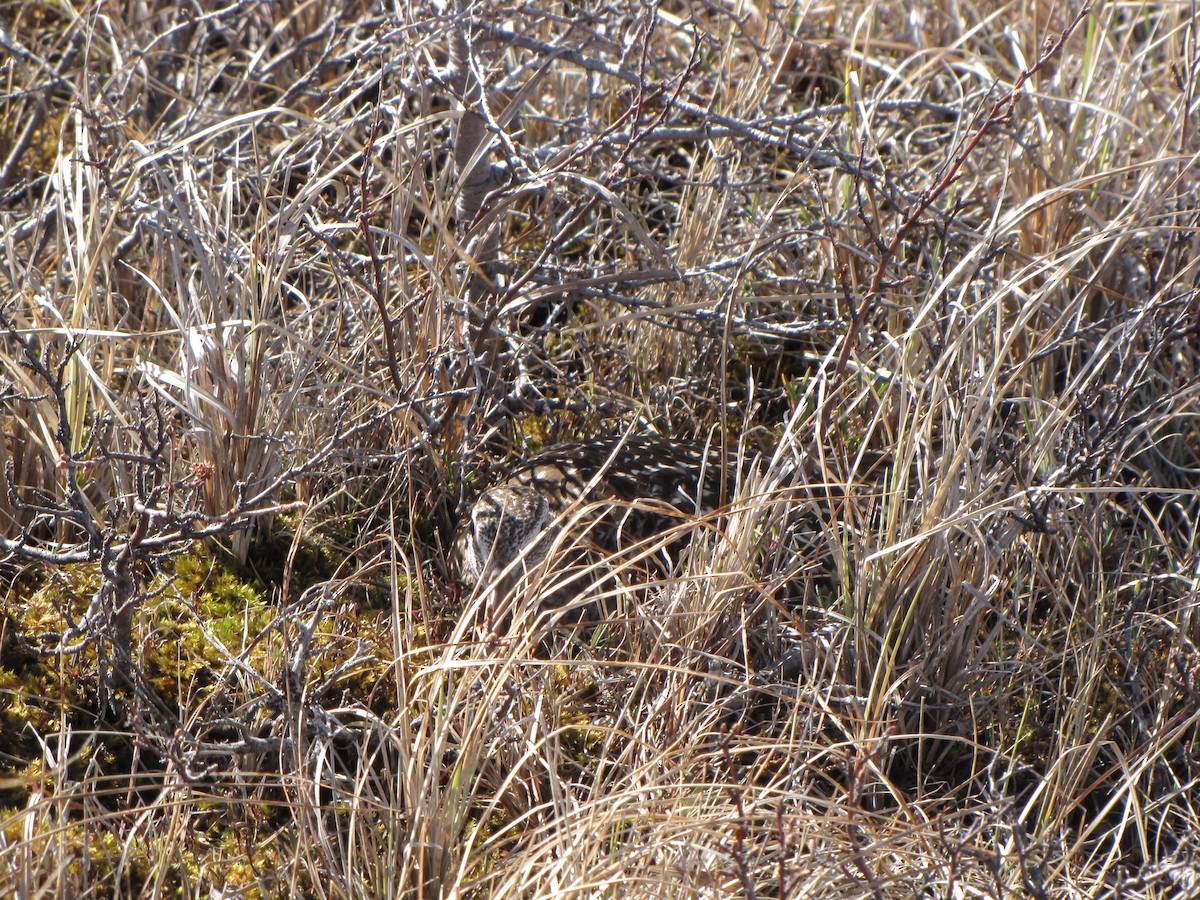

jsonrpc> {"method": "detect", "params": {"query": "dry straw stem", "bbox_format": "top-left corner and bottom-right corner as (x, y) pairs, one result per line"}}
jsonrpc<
(828, 5), (1093, 385)
(1, 0), (1200, 897)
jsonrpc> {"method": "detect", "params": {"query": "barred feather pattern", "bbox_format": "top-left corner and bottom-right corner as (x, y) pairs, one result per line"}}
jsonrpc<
(453, 437), (734, 594)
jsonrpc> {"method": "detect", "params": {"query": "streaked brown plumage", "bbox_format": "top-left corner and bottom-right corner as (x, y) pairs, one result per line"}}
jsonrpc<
(453, 436), (734, 596)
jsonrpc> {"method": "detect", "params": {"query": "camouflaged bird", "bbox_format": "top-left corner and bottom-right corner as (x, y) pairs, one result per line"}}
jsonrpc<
(453, 436), (735, 600)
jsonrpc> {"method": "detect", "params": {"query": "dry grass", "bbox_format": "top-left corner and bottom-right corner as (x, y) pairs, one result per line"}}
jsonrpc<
(2, 0), (1199, 896)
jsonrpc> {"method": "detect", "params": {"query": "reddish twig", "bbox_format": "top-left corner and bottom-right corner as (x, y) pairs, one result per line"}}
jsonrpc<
(828, 6), (1093, 392)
